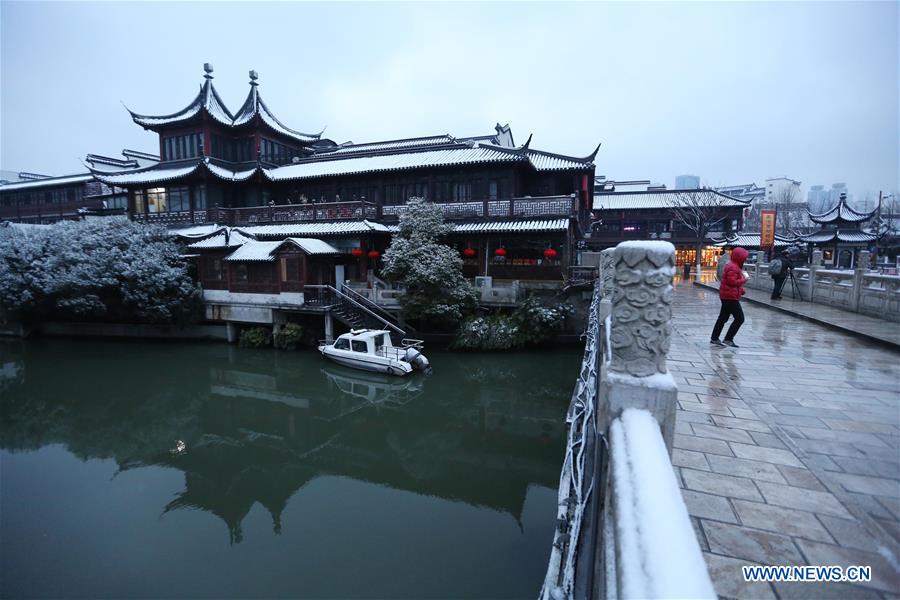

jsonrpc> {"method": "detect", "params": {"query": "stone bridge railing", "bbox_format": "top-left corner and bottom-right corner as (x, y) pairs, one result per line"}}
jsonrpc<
(541, 241), (715, 600)
(744, 250), (900, 322)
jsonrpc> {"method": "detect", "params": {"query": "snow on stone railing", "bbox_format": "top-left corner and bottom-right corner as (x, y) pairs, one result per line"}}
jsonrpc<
(541, 240), (714, 600)
(606, 409), (716, 599)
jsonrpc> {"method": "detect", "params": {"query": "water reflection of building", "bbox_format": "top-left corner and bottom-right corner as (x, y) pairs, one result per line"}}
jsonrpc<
(1, 348), (566, 544)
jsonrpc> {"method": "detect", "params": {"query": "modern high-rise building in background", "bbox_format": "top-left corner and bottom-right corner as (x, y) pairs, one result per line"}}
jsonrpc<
(675, 174), (700, 189)
(807, 185), (829, 213)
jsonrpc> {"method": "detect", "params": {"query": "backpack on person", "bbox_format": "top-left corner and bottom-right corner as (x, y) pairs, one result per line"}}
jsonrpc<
(769, 258), (784, 277)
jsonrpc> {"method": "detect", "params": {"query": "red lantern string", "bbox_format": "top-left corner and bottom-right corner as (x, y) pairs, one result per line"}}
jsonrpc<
(463, 247), (476, 257)
(543, 248), (558, 259)
(494, 247), (507, 257)
(351, 248), (364, 257)
(367, 250), (381, 259)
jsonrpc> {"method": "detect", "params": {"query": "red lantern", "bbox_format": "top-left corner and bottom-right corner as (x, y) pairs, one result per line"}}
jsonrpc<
(543, 248), (558, 259)
(462, 248), (476, 258)
(367, 250), (380, 259)
(351, 248), (364, 257)
(494, 247), (507, 257)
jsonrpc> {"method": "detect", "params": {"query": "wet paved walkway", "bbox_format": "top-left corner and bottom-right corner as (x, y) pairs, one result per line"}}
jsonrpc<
(669, 280), (900, 599)
(696, 280), (900, 348)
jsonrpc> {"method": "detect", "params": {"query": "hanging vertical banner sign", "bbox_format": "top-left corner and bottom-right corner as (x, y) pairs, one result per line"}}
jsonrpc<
(760, 210), (777, 249)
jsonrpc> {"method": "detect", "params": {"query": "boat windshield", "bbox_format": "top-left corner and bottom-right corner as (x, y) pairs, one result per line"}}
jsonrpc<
(374, 334), (385, 352)
(334, 338), (350, 350)
(351, 340), (368, 353)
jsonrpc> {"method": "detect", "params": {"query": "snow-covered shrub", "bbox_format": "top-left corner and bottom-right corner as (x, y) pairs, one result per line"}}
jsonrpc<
(381, 198), (476, 328)
(273, 323), (303, 350)
(452, 297), (571, 350)
(511, 296), (572, 345)
(452, 315), (520, 350)
(0, 217), (201, 324)
(239, 326), (272, 348)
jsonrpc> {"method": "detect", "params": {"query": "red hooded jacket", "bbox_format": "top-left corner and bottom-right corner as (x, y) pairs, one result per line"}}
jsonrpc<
(719, 247), (749, 301)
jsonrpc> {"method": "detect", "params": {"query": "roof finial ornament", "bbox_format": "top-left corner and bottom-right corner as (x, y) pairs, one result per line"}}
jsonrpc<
(203, 63), (214, 80)
(249, 70), (259, 86)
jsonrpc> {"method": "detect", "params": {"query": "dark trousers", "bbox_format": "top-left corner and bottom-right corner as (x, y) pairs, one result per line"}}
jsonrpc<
(711, 299), (745, 341)
(772, 276), (786, 298)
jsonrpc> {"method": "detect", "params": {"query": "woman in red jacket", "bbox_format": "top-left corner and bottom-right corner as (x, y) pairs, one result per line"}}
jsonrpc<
(710, 246), (749, 347)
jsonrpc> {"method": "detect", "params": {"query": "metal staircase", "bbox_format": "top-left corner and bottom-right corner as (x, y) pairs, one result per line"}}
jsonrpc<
(304, 284), (408, 340)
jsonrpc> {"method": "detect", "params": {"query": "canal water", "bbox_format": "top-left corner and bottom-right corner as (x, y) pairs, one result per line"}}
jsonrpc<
(0, 338), (580, 599)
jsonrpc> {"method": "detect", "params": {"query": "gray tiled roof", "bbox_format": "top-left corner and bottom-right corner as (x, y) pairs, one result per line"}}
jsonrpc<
(594, 190), (749, 211)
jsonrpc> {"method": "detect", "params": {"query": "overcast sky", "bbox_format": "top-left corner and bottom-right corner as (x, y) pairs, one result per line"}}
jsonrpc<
(1, 1), (897, 198)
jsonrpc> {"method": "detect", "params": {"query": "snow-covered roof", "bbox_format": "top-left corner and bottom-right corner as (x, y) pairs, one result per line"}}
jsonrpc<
(0, 173), (94, 192)
(593, 190), (749, 211)
(323, 135), (455, 156)
(90, 161), (202, 186)
(525, 150), (593, 171)
(223, 241), (283, 262)
(709, 232), (794, 248)
(170, 223), (223, 239)
(232, 81), (322, 142)
(277, 237), (342, 255)
(450, 218), (569, 234)
(206, 161), (258, 182)
(266, 146), (523, 182)
(808, 195), (876, 224)
(799, 230), (876, 243)
(240, 220), (391, 238)
(188, 228), (255, 249)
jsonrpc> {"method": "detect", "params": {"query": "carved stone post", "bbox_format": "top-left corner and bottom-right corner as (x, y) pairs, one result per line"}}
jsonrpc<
(808, 250), (822, 302)
(600, 241), (678, 454)
(851, 250), (869, 313)
(599, 247), (616, 300)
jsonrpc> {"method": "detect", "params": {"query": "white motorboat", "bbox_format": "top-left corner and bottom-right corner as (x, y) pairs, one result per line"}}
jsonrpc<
(318, 329), (431, 377)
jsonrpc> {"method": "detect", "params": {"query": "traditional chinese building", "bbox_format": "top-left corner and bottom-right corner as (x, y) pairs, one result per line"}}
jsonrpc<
(84, 64), (597, 292)
(588, 189), (750, 267)
(799, 192), (876, 268)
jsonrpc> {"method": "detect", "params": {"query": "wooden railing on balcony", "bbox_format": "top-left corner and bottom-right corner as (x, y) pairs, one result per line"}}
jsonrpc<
(132, 195), (577, 227)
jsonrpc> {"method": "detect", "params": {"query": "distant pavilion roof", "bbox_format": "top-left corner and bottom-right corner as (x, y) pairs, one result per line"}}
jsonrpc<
(126, 65), (323, 143)
(593, 189), (750, 211)
(808, 193), (876, 225)
(798, 230), (876, 244)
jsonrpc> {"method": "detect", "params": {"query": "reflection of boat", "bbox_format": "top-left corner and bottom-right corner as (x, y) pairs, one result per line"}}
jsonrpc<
(318, 329), (430, 376)
(321, 364), (424, 409)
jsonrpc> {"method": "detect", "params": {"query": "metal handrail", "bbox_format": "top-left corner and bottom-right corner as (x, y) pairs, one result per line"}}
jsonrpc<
(305, 285), (406, 338)
(338, 283), (405, 329)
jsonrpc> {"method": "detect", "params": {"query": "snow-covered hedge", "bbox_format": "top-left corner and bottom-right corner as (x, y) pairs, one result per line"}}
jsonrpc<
(453, 297), (571, 350)
(0, 218), (201, 324)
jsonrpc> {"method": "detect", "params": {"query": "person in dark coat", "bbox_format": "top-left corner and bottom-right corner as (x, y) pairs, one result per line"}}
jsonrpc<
(711, 246), (748, 348)
(770, 250), (794, 300)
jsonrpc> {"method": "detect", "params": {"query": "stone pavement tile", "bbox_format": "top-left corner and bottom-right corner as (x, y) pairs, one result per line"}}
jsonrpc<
(682, 468), (763, 502)
(794, 426), (893, 449)
(816, 514), (881, 552)
(775, 405), (860, 420)
(804, 453), (842, 472)
(877, 518), (900, 544)
(706, 454), (789, 485)
(731, 407), (761, 420)
(710, 415), (773, 433)
(729, 442), (805, 467)
(828, 472), (900, 498)
(768, 413), (829, 428)
(679, 401), (733, 417)
(703, 520), (805, 565)
(854, 444), (900, 463)
(682, 489), (738, 524)
(876, 495), (900, 519)
(778, 465), (828, 492)
(691, 423), (756, 444)
(675, 433), (734, 456)
(749, 431), (789, 450)
(690, 516), (710, 552)
(795, 539), (900, 594)
(675, 420), (692, 435)
(731, 499), (834, 543)
(672, 448), (710, 471)
(876, 434), (900, 449)
(832, 456), (900, 480)
(756, 481), (853, 519)
(821, 418), (899, 436)
(703, 553), (777, 600)
(676, 409), (714, 425)
(794, 438), (867, 459)
(696, 393), (747, 407)
(773, 581), (884, 599)
(847, 492), (896, 521)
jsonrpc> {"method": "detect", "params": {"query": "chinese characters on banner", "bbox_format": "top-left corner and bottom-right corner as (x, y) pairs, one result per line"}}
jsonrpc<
(760, 209), (777, 249)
